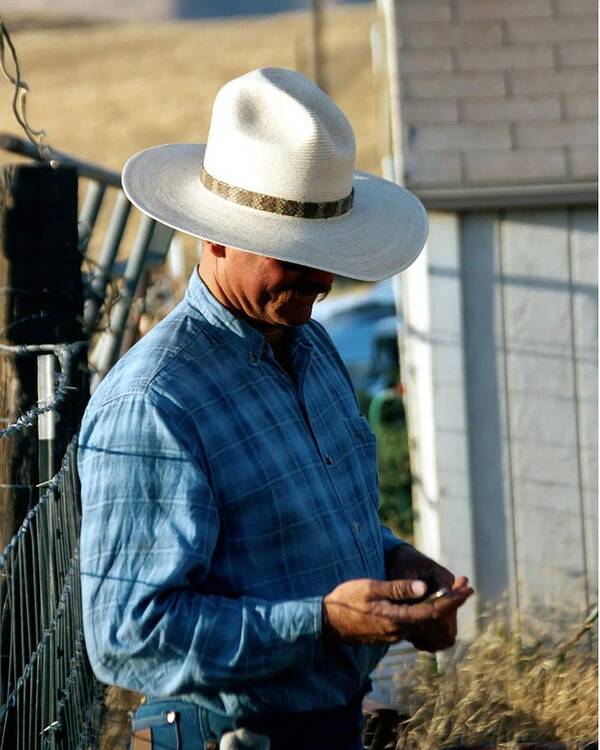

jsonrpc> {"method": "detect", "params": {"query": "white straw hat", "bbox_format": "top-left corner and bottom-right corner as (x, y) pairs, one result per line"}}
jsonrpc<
(122, 67), (427, 281)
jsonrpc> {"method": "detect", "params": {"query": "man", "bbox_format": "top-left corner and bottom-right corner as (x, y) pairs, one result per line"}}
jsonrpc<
(78, 68), (473, 750)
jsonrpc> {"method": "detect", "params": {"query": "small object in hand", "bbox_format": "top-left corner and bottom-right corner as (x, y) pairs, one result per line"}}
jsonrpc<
(424, 587), (450, 603)
(220, 728), (271, 749)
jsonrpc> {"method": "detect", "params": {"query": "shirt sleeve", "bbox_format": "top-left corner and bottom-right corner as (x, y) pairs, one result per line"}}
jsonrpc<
(380, 525), (408, 554)
(78, 391), (322, 696)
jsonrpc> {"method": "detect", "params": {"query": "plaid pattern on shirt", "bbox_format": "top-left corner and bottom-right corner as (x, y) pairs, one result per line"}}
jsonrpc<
(78, 269), (404, 717)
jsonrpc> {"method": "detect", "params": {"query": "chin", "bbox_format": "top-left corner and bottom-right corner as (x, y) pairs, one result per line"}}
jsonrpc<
(277, 313), (312, 327)
(274, 301), (315, 327)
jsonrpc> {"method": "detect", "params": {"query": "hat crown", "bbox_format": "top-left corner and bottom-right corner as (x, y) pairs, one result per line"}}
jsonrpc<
(203, 68), (356, 203)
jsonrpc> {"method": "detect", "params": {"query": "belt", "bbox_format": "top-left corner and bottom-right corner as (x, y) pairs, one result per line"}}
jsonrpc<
(131, 693), (365, 750)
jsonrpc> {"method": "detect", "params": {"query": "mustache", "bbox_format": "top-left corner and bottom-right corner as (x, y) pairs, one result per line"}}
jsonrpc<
(285, 282), (332, 297)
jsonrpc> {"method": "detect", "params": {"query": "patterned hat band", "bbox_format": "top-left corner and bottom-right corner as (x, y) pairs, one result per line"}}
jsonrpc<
(200, 165), (354, 219)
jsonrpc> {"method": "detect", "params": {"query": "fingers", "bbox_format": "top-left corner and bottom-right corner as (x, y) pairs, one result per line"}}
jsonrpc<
(370, 577), (473, 628)
(322, 576), (474, 645)
(432, 566), (455, 591)
(418, 584), (473, 619)
(373, 578), (473, 644)
(388, 581), (474, 626)
(385, 546), (456, 592)
(451, 575), (470, 591)
(368, 578), (428, 602)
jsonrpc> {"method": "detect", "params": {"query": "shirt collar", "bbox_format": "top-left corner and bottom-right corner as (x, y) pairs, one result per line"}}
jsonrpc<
(184, 267), (312, 360)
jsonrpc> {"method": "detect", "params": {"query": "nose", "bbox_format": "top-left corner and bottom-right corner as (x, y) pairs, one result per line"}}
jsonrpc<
(279, 261), (335, 287)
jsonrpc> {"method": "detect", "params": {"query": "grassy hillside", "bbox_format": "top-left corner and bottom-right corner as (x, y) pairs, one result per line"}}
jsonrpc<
(0, 5), (380, 176)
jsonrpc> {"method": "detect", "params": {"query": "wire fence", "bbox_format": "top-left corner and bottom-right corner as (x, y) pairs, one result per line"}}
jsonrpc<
(0, 342), (104, 750)
(0, 17), (184, 747)
(0, 15), (110, 744)
(0, 148), (177, 750)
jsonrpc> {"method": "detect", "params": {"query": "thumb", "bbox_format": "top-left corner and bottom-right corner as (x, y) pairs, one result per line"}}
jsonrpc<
(372, 578), (427, 602)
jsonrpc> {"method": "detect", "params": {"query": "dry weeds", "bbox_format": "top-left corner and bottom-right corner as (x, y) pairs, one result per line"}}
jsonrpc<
(96, 610), (597, 750)
(0, 5), (380, 270)
(0, 5), (379, 174)
(100, 686), (142, 750)
(396, 609), (598, 750)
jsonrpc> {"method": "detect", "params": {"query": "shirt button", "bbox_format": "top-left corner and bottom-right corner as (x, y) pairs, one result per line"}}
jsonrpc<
(352, 521), (360, 533)
(165, 711), (176, 724)
(248, 353), (258, 364)
(325, 455), (334, 466)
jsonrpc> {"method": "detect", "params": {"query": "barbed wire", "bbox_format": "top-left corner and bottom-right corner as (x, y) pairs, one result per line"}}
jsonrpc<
(80, 256), (124, 336)
(0, 342), (86, 440)
(0, 17), (55, 165)
(0, 311), (54, 341)
(0, 266), (125, 343)
(0, 341), (81, 356)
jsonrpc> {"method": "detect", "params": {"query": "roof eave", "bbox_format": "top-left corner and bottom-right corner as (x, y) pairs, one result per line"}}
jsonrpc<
(415, 182), (598, 212)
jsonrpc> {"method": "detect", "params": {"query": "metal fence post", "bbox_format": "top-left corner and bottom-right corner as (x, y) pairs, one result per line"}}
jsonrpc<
(37, 354), (56, 488)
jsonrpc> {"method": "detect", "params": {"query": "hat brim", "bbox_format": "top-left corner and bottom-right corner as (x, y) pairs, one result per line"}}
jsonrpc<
(122, 143), (427, 281)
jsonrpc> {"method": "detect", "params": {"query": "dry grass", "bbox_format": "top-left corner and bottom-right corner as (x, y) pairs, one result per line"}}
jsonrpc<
(0, 5), (379, 174)
(395, 609), (598, 750)
(96, 611), (597, 750)
(99, 686), (142, 750)
(0, 18), (380, 739)
(0, 5), (380, 272)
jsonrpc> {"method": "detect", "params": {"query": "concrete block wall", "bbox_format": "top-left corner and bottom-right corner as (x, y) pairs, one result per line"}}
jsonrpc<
(393, 0), (597, 189)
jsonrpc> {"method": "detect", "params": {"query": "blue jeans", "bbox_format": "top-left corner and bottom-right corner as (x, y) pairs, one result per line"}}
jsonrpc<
(130, 695), (365, 750)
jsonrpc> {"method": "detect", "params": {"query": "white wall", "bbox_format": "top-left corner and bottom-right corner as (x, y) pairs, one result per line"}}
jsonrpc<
(402, 206), (598, 624)
(401, 211), (478, 638)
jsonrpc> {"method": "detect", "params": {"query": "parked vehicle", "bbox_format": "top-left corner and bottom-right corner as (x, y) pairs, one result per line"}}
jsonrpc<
(312, 279), (402, 398)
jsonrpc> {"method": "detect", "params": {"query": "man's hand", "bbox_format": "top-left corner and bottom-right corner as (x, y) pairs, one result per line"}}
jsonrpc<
(322, 577), (472, 645)
(403, 575), (473, 651)
(385, 544), (454, 593)
(384, 544), (474, 651)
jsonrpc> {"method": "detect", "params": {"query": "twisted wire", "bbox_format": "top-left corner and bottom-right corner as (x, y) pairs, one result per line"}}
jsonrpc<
(0, 343), (85, 440)
(0, 17), (54, 165)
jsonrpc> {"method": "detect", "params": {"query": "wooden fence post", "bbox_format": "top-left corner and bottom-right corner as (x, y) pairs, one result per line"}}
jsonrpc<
(0, 163), (84, 547)
(310, 0), (326, 92)
(0, 164), (85, 746)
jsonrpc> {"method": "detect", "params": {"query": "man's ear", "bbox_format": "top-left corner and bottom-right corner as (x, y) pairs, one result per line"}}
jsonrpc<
(204, 241), (226, 258)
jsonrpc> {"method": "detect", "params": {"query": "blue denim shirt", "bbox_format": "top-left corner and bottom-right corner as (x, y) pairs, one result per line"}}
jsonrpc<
(78, 269), (404, 717)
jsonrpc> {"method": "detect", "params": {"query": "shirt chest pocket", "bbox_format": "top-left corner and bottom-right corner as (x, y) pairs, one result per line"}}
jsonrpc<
(342, 415), (380, 510)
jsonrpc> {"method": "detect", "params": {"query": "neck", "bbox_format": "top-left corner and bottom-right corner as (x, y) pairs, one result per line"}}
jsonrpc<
(197, 263), (289, 349)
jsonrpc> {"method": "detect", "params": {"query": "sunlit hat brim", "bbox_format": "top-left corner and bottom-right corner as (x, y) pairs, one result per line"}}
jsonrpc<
(122, 143), (428, 282)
